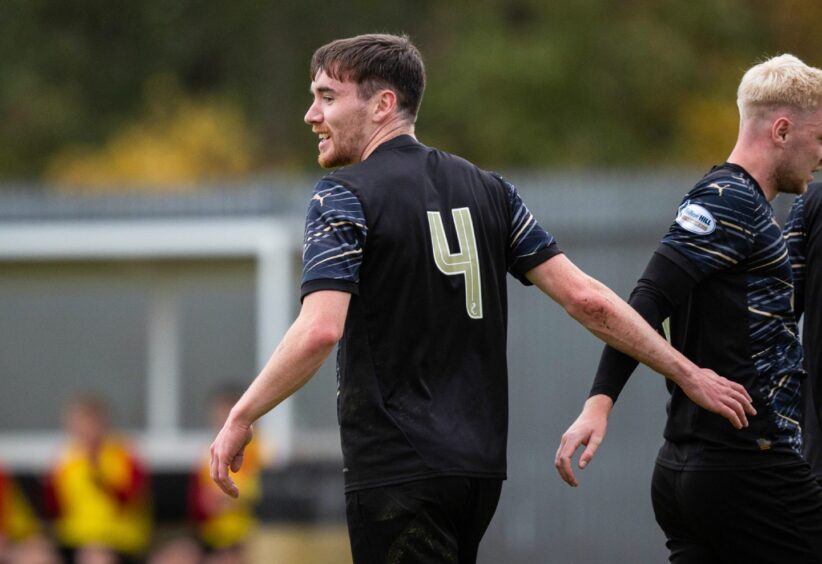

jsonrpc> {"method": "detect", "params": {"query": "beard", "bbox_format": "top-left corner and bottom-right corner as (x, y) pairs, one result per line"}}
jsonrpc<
(318, 109), (369, 169)
(773, 159), (809, 196)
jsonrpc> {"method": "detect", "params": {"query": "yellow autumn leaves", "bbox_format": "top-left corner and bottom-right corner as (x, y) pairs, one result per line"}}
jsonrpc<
(47, 78), (254, 191)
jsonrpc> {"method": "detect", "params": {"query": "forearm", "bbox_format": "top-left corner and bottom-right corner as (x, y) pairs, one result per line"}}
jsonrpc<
(527, 253), (699, 390)
(569, 276), (697, 386)
(226, 291), (349, 428)
(228, 321), (336, 427)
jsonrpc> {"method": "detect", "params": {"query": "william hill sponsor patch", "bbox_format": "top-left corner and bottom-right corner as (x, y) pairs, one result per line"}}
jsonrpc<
(675, 201), (716, 235)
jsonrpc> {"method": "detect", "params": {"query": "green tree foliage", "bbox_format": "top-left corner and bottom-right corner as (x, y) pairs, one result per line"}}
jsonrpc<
(1, 0), (822, 184)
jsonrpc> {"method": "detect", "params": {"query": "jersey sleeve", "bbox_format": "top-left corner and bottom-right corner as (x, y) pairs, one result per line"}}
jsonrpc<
(659, 181), (756, 276)
(589, 249), (700, 402)
(783, 195), (807, 320)
(501, 178), (562, 284)
(300, 179), (368, 300)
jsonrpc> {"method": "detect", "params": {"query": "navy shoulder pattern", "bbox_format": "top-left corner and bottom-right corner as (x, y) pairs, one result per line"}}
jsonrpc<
(301, 179), (367, 289)
(661, 172), (757, 274)
(498, 177), (560, 281)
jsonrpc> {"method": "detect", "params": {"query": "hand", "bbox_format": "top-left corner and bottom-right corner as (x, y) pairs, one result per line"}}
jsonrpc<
(210, 419), (253, 498)
(677, 368), (756, 429)
(555, 395), (612, 487)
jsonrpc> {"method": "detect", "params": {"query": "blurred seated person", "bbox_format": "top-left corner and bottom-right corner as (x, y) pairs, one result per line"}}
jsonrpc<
(44, 394), (151, 564)
(189, 386), (263, 563)
(0, 463), (43, 560)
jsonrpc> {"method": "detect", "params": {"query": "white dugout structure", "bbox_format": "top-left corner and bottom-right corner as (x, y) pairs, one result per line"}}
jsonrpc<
(0, 184), (341, 472)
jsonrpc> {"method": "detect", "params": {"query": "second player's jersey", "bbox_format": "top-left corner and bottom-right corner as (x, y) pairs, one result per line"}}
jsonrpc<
(656, 163), (804, 470)
(785, 183), (822, 477)
(300, 135), (559, 491)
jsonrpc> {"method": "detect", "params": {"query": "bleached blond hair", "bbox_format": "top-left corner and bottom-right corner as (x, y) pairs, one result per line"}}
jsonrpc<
(737, 54), (822, 121)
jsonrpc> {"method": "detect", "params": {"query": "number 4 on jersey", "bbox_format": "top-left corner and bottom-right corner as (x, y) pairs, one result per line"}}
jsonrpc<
(427, 207), (483, 319)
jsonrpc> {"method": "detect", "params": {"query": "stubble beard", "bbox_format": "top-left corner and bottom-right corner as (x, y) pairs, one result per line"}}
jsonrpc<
(773, 158), (808, 196)
(318, 109), (369, 169)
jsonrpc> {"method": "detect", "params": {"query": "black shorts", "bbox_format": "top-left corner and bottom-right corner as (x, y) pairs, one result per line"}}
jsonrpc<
(652, 462), (822, 563)
(345, 476), (502, 564)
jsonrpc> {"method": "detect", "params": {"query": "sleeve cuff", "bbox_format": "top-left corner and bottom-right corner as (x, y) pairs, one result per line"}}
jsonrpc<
(300, 279), (359, 302)
(510, 244), (563, 285)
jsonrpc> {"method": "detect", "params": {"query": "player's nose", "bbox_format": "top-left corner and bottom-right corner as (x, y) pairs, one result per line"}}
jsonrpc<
(304, 102), (322, 125)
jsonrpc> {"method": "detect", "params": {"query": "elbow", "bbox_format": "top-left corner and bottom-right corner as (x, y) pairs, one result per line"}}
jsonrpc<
(303, 322), (343, 353)
(563, 284), (612, 329)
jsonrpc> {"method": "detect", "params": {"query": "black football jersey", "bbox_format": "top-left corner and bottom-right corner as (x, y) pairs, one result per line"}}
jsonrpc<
(300, 135), (559, 491)
(656, 163), (804, 470)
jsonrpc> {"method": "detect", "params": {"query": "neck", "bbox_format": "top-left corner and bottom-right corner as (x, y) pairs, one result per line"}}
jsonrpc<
(726, 138), (778, 202)
(359, 116), (415, 162)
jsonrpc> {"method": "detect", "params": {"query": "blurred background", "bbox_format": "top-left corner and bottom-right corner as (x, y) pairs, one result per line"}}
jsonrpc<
(0, 1), (819, 562)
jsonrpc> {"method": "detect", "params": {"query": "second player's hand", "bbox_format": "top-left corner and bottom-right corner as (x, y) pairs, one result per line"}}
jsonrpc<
(677, 368), (756, 429)
(555, 395), (613, 487)
(210, 420), (253, 498)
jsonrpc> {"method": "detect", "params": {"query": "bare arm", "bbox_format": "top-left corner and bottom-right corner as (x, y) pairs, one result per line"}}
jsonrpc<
(210, 290), (350, 497)
(526, 255), (755, 485)
(528, 255), (693, 387)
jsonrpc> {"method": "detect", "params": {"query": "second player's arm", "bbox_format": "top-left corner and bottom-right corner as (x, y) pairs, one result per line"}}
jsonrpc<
(526, 255), (755, 483)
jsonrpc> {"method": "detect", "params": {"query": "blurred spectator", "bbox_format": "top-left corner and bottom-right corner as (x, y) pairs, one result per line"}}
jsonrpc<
(189, 387), (262, 564)
(0, 463), (42, 560)
(44, 394), (151, 564)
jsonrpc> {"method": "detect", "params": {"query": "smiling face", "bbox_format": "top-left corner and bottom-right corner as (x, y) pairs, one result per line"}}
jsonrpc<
(304, 70), (374, 168)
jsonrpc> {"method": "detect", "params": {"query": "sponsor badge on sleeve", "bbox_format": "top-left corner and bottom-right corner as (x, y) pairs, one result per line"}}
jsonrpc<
(675, 200), (716, 235)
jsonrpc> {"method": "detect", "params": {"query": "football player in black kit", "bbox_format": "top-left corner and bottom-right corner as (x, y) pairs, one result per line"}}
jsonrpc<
(785, 182), (822, 484)
(557, 55), (822, 562)
(210, 34), (753, 564)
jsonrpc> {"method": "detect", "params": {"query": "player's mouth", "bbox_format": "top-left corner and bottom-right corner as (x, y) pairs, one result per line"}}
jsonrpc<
(317, 132), (331, 152)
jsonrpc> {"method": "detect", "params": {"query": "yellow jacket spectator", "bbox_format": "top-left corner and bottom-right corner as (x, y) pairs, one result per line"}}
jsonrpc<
(44, 395), (151, 559)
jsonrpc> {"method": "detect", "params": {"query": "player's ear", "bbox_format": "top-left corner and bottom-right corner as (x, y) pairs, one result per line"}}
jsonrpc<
(772, 116), (792, 144)
(372, 89), (398, 122)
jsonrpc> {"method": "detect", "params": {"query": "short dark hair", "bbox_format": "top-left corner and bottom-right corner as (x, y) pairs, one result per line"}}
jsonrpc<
(310, 33), (426, 121)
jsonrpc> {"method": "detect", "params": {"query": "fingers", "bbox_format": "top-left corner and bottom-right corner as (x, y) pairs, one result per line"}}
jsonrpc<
(694, 371), (756, 430)
(724, 391), (747, 429)
(554, 434), (581, 487)
(209, 441), (240, 498)
(717, 404), (744, 430)
(579, 435), (602, 469)
(229, 450), (245, 473)
(719, 378), (756, 428)
(730, 382), (756, 415)
(731, 381), (754, 405)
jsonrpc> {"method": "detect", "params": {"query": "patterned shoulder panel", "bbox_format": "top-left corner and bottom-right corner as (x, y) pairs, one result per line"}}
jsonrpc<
(494, 175), (558, 281)
(661, 171), (759, 275)
(301, 178), (367, 287)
